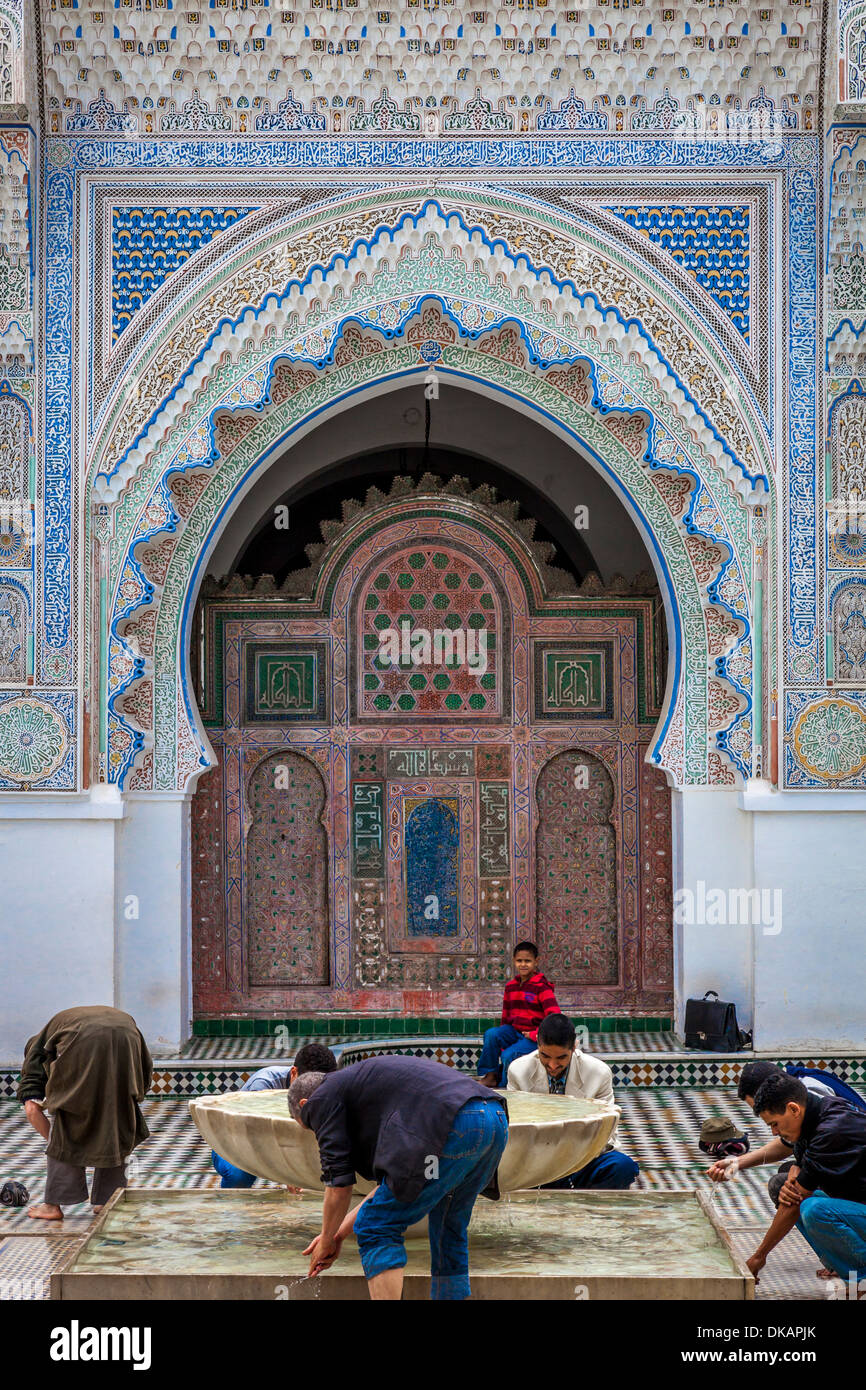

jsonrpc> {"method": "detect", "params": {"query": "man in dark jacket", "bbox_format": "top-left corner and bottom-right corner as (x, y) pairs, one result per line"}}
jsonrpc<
(18, 1006), (152, 1220)
(745, 1072), (866, 1294)
(290, 1054), (508, 1300)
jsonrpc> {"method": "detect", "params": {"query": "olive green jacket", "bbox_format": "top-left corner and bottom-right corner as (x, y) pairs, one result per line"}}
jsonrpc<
(18, 1006), (152, 1167)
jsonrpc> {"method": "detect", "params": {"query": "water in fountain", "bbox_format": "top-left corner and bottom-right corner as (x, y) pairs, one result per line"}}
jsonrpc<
(72, 1189), (742, 1282)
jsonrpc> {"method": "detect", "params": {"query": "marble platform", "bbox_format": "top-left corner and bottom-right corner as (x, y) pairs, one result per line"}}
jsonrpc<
(50, 1188), (754, 1301)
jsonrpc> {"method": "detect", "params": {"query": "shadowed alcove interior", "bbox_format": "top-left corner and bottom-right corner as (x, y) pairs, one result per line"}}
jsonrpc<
(205, 385), (654, 588)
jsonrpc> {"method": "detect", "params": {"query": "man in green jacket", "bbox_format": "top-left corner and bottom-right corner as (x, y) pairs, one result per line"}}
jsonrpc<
(18, 1005), (152, 1221)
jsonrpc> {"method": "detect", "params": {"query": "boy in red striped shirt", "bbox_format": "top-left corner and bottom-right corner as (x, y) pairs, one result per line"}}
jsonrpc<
(477, 941), (561, 1087)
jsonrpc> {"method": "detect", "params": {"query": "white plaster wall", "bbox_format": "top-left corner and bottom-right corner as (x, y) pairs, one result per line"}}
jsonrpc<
(115, 795), (191, 1057)
(752, 805), (866, 1051)
(0, 792), (191, 1063)
(207, 384), (650, 586)
(0, 803), (117, 1063)
(672, 788), (755, 1035)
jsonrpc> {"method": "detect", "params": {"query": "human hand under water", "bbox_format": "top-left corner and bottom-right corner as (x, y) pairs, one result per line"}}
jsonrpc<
(303, 1232), (342, 1277)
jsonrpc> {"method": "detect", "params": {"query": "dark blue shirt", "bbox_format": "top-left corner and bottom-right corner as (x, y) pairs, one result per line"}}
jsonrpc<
(793, 1093), (866, 1203)
(304, 1055), (507, 1204)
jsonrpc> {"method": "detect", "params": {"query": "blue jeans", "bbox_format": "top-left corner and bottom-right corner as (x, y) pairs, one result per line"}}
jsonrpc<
(212, 1150), (257, 1189)
(477, 1024), (536, 1085)
(353, 1097), (509, 1300)
(542, 1148), (639, 1191)
(797, 1190), (866, 1281)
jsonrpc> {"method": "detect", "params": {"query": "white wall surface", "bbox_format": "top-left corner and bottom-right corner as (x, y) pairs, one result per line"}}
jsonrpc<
(672, 788), (755, 1036)
(0, 791), (190, 1062)
(752, 803), (866, 1050)
(115, 794), (191, 1057)
(0, 802), (117, 1063)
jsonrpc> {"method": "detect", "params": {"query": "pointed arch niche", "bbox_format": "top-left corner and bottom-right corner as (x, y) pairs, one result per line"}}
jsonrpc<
(189, 475), (672, 1017)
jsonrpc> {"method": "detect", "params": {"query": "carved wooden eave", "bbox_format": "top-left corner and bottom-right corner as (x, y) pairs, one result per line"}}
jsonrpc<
(202, 473), (661, 604)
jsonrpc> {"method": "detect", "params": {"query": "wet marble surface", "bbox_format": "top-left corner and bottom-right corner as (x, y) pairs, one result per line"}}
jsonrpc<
(71, 1189), (741, 1283)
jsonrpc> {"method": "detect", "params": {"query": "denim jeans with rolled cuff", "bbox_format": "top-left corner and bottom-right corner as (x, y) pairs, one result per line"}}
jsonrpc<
(796, 1189), (866, 1282)
(353, 1096), (509, 1300)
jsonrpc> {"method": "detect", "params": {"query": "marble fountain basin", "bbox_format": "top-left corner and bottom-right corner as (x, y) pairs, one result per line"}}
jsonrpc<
(189, 1088), (620, 1193)
(52, 1188), (754, 1300)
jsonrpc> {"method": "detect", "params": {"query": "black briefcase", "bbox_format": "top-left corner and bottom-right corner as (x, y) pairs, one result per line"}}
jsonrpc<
(684, 991), (752, 1052)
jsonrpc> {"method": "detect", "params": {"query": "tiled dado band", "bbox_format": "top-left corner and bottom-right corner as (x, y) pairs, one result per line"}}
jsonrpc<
(190, 1016), (674, 1037)
(3, 1037), (866, 1099)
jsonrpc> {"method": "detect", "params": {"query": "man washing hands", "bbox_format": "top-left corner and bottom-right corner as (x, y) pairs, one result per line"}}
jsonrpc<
(302, 1184), (355, 1276)
(288, 1055), (507, 1300)
(735, 1072), (866, 1295)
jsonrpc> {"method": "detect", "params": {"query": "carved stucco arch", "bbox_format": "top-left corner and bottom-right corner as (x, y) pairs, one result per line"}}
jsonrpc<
(533, 745), (619, 986)
(0, 9), (21, 106)
(102, 361), (752, 788)
(100, 342), (749, 791)
(840, 2), (866, 104)
(244, 747), (330, 987)
(89, 191), (773, 497)
(89, 201), (764, 792)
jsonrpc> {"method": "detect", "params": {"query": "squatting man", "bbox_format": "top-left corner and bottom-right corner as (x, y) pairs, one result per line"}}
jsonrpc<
(711, 1071), (866, 1294)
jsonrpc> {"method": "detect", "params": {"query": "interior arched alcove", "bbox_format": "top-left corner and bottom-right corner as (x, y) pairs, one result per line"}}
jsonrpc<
(99, 295), (756, 1049)
(183, 386), (674, 1019)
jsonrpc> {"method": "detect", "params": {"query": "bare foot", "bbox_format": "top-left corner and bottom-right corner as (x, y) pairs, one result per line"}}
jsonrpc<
(478, 1072), (499, 1088)
(28, 1203), (63, 1221)
(816, 1267), (835, 1280)
(91, 1206), (103, 1215)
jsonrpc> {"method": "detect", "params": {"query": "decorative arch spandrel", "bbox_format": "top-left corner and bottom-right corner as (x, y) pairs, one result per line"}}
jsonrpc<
(90, 196), (760, 793)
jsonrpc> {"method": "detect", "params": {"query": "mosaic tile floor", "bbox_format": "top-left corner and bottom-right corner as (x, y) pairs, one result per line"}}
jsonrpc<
(179, 1035), (351, 1060)
(0, 1090), (832, 1301)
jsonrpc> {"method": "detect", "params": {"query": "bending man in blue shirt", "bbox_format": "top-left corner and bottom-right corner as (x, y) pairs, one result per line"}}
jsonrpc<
(212, 1044), (337, 1188)
(745, 1071), (866, 1296)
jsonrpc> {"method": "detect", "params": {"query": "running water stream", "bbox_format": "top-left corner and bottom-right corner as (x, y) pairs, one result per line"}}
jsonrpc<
(706, 1156), (740, 1215)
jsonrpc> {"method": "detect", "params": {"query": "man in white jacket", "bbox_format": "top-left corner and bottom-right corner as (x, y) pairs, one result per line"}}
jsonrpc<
(506, 1013), (639, 1189)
